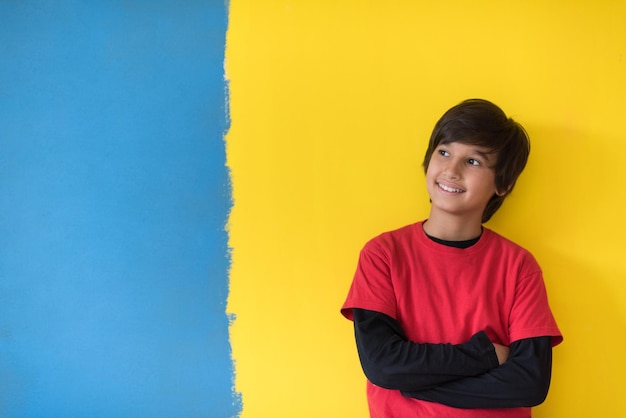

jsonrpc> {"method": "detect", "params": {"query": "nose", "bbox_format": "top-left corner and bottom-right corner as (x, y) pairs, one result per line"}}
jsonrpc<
(443, 159), (462, 179)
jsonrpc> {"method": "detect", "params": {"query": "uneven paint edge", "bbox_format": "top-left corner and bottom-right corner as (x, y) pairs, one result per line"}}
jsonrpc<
(222, 0), (243, 416)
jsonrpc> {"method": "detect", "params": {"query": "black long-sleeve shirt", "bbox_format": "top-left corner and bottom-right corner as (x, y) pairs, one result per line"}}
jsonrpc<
(353, 308), (553, 409)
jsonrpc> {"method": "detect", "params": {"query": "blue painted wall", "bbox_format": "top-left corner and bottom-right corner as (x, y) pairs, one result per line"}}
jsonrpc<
(0, 2), (239, 417)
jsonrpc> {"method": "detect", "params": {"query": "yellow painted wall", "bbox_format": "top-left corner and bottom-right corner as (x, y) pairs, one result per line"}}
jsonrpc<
(226, 1), (626, 416)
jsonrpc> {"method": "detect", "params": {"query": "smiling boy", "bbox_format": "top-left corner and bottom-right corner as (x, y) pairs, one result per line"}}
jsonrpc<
(341, 99), (562, 418)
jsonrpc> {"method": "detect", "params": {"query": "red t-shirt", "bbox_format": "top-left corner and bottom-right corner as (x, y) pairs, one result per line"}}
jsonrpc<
(342, 221), (562, 418)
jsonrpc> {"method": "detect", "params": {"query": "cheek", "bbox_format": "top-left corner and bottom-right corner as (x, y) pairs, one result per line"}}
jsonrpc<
(481, 175), (499, 195)
(424, 166), (437, 192)
(425, 166), (437, 185)
(425, 160), (439, 177)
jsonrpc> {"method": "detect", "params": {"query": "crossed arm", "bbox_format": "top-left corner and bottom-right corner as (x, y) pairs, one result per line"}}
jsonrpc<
(353, 308), (553, 409)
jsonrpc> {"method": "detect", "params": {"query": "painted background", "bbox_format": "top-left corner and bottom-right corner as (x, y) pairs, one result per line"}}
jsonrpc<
(227, 1), (626, 417)
(1, 1), (240, 417)
(3, 1), (626, 417)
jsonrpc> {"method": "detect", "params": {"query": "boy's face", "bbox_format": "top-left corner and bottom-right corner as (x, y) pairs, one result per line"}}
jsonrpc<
(425, 141), (500, 221)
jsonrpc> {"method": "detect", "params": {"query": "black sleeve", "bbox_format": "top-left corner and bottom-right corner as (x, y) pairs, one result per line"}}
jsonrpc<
(401, 336), (553, 408)
(353, 308), (499, 392)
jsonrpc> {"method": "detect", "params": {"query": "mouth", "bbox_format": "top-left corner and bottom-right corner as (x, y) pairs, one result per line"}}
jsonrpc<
(437, 182), (465, 193)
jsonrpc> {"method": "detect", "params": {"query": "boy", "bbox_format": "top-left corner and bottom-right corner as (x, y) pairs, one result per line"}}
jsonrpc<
(341, 99), (562, 418)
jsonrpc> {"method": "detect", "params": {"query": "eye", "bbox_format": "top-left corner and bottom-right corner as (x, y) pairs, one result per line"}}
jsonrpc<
(468, 158), (480, 166)
(437, 149), (450, 157)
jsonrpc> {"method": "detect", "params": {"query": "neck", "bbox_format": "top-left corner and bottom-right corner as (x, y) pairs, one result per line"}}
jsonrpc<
(423, 211), (483, 241)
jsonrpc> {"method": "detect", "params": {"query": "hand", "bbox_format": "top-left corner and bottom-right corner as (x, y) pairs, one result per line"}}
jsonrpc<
(493, 343), (510, 365)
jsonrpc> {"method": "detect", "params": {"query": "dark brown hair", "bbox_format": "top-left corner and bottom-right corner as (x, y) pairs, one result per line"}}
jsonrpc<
(422, 99), (530, 222)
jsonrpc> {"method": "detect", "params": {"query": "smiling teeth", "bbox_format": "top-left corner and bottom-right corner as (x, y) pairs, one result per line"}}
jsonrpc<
(438, 183), (464, 193)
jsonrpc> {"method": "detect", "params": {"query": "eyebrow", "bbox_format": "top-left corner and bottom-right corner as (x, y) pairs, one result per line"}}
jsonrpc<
(437, 142), (497, 163)
(470, 148), (498, 166)
(472, 149), (493, 160)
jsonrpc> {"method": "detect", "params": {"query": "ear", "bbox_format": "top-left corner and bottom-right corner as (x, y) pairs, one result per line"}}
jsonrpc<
(495, 185), (512, 197)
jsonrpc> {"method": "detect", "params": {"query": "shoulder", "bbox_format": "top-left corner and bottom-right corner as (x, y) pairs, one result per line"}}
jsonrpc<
(483, 227), (525, 250)
(362, 222), (423, 253)
(483, 228), (532, 254)
(482, 228), (541, 271)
